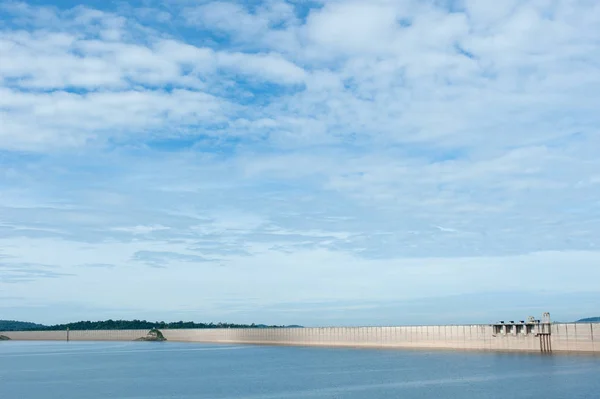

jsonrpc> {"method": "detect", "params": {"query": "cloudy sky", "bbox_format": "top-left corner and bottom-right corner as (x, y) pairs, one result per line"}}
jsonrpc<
(1, 0), (599, 326)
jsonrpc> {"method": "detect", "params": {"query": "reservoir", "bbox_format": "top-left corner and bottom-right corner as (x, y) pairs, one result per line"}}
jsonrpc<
(1, 341), (599, 399)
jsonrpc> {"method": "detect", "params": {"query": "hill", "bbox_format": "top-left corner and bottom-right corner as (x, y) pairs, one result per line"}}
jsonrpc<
(0, 320), (46, 331)
(1, 319), (301, 331)
(576, 317), (600, 323)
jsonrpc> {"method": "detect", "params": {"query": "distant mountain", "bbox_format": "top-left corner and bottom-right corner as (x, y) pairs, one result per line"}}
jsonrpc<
(0, 320), (47, 331)
(576, 317), (600, 323)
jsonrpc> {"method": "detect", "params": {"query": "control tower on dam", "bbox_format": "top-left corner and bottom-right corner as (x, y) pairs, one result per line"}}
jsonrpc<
(2, 312), (599, 354)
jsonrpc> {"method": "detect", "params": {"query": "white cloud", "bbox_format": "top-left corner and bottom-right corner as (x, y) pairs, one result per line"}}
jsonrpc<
(185, 0), (298, 39)
(112, 225), (171, 235)
(304, 2), (406, 56)
(0, 88), (229, 150)
(1, 0), (599, 324)
(0, 4), (307, 150)
(218, 51), (307, 84)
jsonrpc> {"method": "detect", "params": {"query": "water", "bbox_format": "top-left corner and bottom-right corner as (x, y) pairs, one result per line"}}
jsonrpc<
(1, 342), (599, 399)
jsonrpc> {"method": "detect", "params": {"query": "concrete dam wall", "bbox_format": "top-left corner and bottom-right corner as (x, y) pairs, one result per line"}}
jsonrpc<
(2, 323), (599, 354)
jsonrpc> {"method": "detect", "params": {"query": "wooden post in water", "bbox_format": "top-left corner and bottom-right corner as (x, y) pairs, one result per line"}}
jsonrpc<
(66, 327), (70, 342)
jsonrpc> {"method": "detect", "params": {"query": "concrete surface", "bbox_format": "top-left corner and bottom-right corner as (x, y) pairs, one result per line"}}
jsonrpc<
(2, 323), (598, 354)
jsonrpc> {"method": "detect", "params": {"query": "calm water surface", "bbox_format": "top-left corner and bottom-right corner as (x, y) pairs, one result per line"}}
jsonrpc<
(1, 341), (599, 398)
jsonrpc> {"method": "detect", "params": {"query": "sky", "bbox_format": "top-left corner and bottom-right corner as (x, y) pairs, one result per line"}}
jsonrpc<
(0, 0), (599, 326)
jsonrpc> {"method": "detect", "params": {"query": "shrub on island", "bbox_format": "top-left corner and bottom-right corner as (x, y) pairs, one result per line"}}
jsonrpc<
(135, 328), (166, 342)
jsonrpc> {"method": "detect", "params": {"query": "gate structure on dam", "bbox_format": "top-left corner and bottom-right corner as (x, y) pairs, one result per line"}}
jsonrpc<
(491, 312), (553, 353)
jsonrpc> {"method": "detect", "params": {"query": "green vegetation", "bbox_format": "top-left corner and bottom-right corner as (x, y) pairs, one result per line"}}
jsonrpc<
(577, 317), (600, 323)
(0, 320), (45, 331)
(0, 319), (300, 331)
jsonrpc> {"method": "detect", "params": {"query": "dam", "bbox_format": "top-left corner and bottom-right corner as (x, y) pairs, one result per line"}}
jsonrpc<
(2, 314), (599, 354)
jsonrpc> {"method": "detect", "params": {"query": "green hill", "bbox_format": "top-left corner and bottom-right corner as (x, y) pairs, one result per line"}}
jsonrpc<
(576, 317), (600, 323)
(1, 319), (298, 331)
(0, 320), (46, 331)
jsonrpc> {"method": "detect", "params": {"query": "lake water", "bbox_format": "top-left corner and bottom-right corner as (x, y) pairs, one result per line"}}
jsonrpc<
(1, 341), (599, 398)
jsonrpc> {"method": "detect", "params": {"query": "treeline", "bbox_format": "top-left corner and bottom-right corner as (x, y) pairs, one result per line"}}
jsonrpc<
(40, 320), (285, 331)
(0, 320), (45, 331)
(0, 319), (288, 331)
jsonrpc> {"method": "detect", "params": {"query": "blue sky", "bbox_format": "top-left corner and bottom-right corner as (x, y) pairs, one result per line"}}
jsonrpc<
(1, 0), (600, 326)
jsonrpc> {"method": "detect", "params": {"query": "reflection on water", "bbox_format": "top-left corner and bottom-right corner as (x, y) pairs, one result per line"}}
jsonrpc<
(1, 341), (599, 399)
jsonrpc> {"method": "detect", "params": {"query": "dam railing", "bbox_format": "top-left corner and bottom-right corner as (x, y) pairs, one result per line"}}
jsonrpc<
(1, 323), (598, 354)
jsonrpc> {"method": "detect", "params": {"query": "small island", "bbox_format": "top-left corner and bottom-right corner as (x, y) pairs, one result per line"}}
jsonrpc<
(135, 328), (166, 342)
(0, 335), (10, 341)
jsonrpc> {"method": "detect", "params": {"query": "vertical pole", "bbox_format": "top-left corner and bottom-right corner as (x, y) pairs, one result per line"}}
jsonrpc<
(66, 327), (70, 342)
(542, 335), (546, 353)
(540, 333), (544, 353)
(543, 335), (546, 353)
(592, 324), (595, 352)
